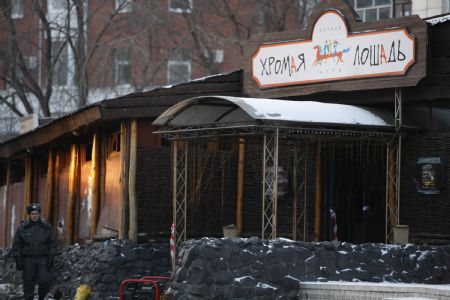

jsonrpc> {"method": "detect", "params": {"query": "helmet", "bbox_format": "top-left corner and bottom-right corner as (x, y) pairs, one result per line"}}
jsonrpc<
(26, 203), (41, 214)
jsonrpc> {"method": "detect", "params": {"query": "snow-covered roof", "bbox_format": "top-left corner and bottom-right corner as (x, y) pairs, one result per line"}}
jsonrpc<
(153, 96), (394, 128)
(425, 12), (450, 26)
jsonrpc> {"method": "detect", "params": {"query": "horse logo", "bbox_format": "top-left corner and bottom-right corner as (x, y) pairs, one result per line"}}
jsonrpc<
(313, 40), (350, 66)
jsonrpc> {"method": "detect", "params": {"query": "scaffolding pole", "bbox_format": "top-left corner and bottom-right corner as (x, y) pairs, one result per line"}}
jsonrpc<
(173, 140), (188, 248)
(386, 88), (402, 244)
(292, 140), (307, 241)
(262, 129), (279, 240)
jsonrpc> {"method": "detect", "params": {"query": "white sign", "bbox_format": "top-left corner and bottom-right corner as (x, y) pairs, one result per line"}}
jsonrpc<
(252, 11), (415, 89)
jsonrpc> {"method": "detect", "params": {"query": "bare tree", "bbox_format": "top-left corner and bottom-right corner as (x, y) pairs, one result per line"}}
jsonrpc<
(0, 0), (320, 131)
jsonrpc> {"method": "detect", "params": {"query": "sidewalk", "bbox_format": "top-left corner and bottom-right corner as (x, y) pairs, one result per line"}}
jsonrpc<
(300, 282), (450, 300)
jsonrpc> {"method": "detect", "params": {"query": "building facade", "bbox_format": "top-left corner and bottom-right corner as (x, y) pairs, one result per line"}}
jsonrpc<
(0, 0), (311, 131)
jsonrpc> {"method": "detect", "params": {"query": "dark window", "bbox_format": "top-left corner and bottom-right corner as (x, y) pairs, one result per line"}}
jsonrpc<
(356, 0), (373, 8)
(115, 0), (132, 13)
(393, 0), (412, 17)
(115, 48), (131, 85)
(169, 0), (192, 13)
(51, 40), (68, 86)
(168, 61), (191, 85)
(39, 157), (48, 176)
(11, 0), (23, 19)
(85, 143), (93, 162)
(365, 8), (378, 20)
(0, 161), (7, 186)
(10, 158), (25, 183)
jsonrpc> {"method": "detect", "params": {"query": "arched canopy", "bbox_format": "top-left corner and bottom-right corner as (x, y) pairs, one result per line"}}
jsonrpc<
(153, 96), (395, 139)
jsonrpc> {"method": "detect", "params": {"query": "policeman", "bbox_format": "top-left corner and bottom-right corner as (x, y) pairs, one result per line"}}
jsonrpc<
(12, 203), (57, 300)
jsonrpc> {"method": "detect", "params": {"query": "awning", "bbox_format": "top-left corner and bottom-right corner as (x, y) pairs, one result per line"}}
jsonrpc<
(153, 96), (395, 139)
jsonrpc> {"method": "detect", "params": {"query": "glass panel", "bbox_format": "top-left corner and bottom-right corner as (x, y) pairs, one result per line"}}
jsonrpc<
(403, 4), (412, 16)
(355, 9), (364, 20)
(52, 41), (68, 86)
(170, 0), (192, 12)
(356, 0), (373, 8)
(168, 62), (190, 85)
(375, 0), (391, 5)
(365, 8), (377, 20)
(11, 0), (23, 19)
(117, 65), (130, 84)
(378, 6), (391, 19)
(347, 0), (356, 8)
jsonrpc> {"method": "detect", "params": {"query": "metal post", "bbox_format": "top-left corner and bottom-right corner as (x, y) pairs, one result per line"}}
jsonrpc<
(173, 140), (187, 247)
(386, 88), (402, 243)
(262, 129), (279, 240)
(292, 140), (307, 241)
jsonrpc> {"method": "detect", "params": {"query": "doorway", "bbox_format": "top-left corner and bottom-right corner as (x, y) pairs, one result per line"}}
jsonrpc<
(321, 140), (386, 243)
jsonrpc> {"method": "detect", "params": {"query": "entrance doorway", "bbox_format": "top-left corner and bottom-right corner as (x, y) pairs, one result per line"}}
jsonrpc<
(321, 140), (386, 243)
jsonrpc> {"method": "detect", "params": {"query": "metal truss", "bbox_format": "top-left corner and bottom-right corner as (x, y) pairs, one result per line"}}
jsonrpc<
(386, 88), (402, 244)
(262, 129), (279, 240)
(395, 88), (402, 130)
(155, 124), (394, 141)
(386, 139), (401, 243)
(173, 140), (188, 248)
(156, 124), (258, 140)
(292, 140), (308, 241)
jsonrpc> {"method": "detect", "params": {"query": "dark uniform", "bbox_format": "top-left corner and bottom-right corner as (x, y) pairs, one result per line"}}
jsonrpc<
(12, 204), (57, 300)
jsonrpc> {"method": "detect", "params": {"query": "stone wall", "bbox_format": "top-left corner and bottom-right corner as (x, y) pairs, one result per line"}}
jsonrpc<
(1, 240), (171, 299)
(3, 237), (450, 299)
(168, 237), (450, 299)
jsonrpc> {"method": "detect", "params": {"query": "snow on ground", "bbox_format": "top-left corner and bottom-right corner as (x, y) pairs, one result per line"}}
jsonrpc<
(304, 281), (450, 290)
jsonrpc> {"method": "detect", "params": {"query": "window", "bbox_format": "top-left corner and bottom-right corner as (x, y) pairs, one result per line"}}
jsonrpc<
(51, 41), (68, 86)
(115, 48), (131, 85)
(168, 61), (191, 85)
(116, 0), (132, 13)
(393, 0), (412, 17)
(48, 0), (65, 10)
(10, 158), (24, 183)
(11, 0), (23, 19)
(349, 0), (392, 21)
(204, 49), (224, 64)
(84, 143), (92, 162)
(39, 157), (48, 176)
(169, 0), (192, 13)
(0, 160), (7, 186)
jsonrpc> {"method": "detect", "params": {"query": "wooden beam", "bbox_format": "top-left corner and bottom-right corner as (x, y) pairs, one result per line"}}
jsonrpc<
(128, 120), (138, 241)
(23, 154), (33, 220)
(53, 152), (61, 238)
(0, 107), (102, 158)
(314, 142), (322, 242)
(119, 121), (130, 240)
(66, 144), (79, 245)
(3, 162), (11, 247)
(90, 132), (101, 238)
(236, 137), (245, 236)
(44, 149), (54, 221)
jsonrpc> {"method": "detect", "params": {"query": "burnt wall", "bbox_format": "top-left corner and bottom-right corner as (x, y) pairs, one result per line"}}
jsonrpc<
(401, 133), (450, 243)
(136, 146), (172, 239)
(169, 238), (450, 299)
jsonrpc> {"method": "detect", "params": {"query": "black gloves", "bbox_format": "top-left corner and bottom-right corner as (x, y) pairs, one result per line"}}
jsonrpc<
(15, 257), (23, 271)
(48, 255), (54, 269)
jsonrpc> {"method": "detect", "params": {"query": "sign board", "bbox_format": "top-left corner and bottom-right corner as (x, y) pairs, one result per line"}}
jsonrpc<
(244, 0), (428, 98)
(415, 157), (443, 195)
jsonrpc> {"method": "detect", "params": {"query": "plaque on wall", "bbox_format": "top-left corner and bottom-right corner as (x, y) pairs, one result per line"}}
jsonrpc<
(415, 157), (443, 195)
